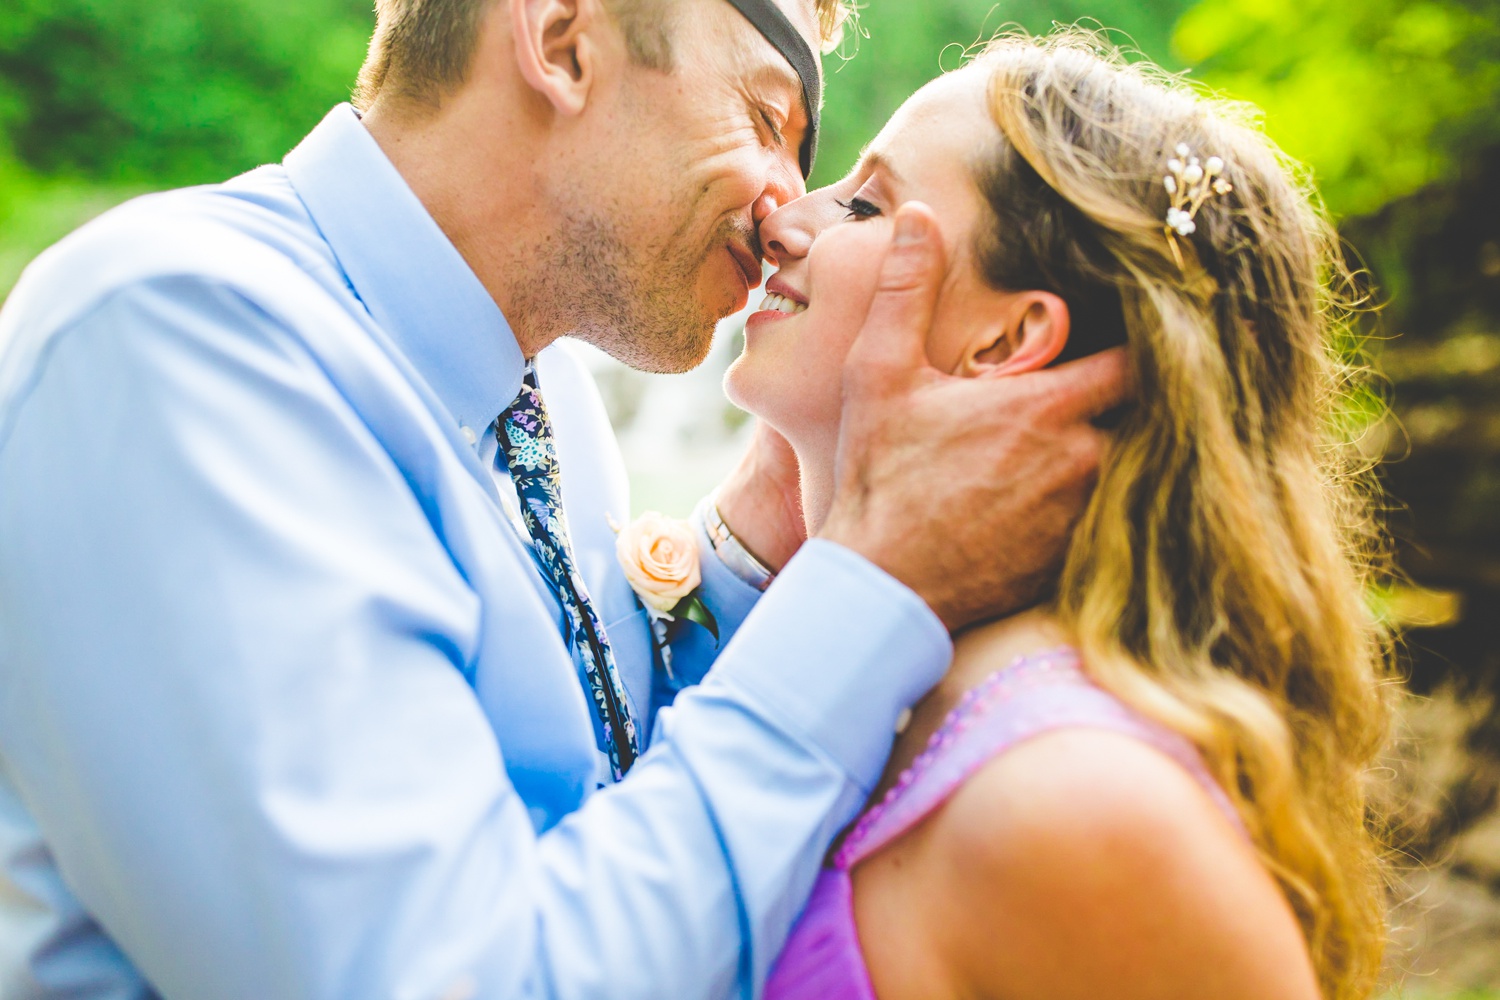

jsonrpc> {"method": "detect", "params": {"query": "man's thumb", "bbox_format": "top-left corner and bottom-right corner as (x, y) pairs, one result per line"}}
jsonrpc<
(851, 202), (946, 372)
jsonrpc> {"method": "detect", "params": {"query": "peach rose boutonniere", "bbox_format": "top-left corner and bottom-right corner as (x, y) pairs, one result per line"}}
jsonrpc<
(613, 511), (719, 644)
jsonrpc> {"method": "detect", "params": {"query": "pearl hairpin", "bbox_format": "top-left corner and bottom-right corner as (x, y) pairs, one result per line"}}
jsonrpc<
(1163, 143), (1233, 269)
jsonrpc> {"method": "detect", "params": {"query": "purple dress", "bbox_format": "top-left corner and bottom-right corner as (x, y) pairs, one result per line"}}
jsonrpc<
(762, 648), (1244, 1000)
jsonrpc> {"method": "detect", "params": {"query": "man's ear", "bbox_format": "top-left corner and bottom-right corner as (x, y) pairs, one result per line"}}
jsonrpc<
(957, 291), (1070, 378)
(511, 0), (607, 116)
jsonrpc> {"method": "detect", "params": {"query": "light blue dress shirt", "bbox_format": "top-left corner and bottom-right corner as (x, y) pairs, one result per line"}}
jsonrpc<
(0, 105), (951, 1000)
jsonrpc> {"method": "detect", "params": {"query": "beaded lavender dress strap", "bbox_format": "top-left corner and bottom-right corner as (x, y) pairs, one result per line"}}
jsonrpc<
(836, 648), (1241, 870)
(762, 647), (1244, 1000)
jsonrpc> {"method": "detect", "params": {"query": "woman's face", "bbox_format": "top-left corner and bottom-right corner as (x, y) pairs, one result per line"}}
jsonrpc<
(723, 66), (1015, 446)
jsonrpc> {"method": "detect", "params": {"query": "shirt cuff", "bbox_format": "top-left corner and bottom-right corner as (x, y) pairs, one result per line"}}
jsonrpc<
(701, 539), (952, 793)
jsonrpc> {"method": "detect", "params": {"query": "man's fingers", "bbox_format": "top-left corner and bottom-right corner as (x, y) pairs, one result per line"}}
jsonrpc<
(1037, 346), (1134, 422)
(845, 202), (947, 375)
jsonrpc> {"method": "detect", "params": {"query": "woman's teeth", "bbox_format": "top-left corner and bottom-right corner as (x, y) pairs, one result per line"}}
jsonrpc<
(758, 292), (807, 315)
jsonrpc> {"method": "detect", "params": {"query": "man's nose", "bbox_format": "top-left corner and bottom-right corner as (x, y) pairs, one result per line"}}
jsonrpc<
(751, 188), (782, 229)
(753, 167), (805, 263)
(753, 159), (804, 226)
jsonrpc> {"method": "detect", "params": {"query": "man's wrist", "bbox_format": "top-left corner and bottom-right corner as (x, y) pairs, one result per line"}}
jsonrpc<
(696, 495), (776, 592)
(697, 539), (952, 791)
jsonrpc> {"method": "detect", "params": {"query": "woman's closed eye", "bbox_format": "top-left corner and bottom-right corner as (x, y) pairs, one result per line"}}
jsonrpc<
(835, 196), (882, 221)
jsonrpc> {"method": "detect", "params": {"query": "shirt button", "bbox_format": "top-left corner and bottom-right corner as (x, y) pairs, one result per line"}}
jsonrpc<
(461, 425), (477, 446)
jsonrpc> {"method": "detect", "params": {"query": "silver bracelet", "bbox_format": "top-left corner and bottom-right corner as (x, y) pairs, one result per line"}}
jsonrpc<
(699, 495), (777, 592)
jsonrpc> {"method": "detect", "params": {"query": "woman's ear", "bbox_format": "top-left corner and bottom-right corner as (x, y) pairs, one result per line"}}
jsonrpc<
(957, 291), (1071, 378)
(511, 0), (605, 116)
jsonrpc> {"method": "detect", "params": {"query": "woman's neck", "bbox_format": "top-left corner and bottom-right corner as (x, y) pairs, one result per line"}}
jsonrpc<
(947, 606), (1070, 691)
(792, 438), (838, 537)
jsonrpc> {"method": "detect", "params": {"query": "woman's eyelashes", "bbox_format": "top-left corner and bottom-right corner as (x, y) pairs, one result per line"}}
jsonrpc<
(834, 196), (882, 221)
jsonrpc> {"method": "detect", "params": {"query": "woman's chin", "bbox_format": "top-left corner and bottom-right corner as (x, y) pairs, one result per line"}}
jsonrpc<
(723, 363), (790, 437)
(721, 356), (766, 420)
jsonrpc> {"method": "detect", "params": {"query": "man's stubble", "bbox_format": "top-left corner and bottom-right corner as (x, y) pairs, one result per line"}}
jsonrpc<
(511, 200), (755, 375)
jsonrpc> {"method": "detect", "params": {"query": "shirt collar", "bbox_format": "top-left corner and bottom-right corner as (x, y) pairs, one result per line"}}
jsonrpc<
(284, 104), (524, 432)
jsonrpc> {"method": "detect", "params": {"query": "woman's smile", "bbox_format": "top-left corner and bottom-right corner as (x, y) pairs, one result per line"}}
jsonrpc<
(745, 277), (810, 333)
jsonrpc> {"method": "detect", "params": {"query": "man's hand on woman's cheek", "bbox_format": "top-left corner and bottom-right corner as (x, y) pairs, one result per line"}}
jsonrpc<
(712, 420), (807, 574)
(818, 202), (1132, 632)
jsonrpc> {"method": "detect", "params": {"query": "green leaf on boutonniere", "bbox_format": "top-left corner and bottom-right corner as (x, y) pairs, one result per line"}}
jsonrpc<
(670, 593), (719, 645)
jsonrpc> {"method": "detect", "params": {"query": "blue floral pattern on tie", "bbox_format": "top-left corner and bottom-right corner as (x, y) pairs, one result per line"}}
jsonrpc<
(498, 362), (640, 780)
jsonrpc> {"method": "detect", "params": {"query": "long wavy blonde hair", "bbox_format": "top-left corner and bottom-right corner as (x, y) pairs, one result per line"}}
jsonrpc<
(969, 31), (1394, 998)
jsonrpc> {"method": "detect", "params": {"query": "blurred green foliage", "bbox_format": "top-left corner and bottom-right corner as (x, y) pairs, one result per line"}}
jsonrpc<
(0, 0), (370, 290)
(1177, 0), (1500, 216)
(0, 0), (369, 184)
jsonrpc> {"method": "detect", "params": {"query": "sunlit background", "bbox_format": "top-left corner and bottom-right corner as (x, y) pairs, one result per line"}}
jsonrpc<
(2, 0), (1497, 993)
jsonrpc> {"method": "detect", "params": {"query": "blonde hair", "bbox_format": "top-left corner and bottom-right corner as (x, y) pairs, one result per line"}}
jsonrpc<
(971, 30), (1393, 998)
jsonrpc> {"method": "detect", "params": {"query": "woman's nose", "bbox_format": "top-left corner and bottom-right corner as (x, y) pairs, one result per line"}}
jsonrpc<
(758, 196), (815, 268)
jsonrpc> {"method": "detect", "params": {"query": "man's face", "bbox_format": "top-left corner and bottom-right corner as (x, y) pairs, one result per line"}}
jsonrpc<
(529, 0), (819, 374)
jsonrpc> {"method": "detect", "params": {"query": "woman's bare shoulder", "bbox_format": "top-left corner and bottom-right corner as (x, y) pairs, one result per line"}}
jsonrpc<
(922, 727), (1320, 1000)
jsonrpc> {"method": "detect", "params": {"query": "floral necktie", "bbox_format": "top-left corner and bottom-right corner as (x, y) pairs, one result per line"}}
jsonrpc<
(498, 362), (639, 780)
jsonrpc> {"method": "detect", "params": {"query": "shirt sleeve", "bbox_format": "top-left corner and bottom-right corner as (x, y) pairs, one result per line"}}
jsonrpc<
(0, 275), (951, 1000)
